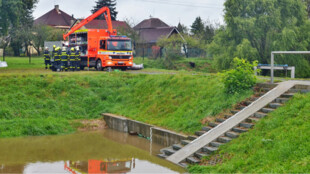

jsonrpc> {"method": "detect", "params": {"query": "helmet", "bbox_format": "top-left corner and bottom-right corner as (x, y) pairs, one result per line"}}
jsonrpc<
(53, 45), (56, 48)
(71, 47), (75, 51)
(75, 46), (79, 51)
(45, 47), (49, 50)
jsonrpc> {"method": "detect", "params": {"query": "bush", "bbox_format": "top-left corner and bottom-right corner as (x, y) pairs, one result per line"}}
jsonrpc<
(222, 58), (258, 94)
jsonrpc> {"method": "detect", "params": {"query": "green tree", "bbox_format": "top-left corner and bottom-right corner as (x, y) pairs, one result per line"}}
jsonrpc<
(91, 0), (118, 21)
(202, 20), (216, 44)
(209, 0), (310, 77)
(222, 58), (258, 94)
(1, 0), (37, 56)
(177, 22), (189, 35)
(190, 17), (204, 35)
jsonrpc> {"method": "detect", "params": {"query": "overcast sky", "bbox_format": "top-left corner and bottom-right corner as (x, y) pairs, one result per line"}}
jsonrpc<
(33, 0), (225, 27)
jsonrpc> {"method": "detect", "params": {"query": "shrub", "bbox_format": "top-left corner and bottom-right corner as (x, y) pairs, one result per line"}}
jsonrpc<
(222, 57), (258, 94)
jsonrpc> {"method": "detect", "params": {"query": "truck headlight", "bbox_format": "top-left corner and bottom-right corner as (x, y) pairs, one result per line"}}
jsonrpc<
(107, 62), (113, 65)
(129, 62), (133, 65)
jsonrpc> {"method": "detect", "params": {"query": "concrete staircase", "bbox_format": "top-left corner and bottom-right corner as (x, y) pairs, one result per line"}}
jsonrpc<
(157, 81), (310, 167)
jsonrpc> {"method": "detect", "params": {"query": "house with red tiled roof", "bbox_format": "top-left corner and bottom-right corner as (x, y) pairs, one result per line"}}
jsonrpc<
(133, 18), (185, 58)
(34, 5), (75, 29)
(34, 5), (129, 31)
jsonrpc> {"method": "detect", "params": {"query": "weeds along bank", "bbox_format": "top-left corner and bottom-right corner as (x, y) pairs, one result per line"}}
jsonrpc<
(0, 73), (252, 138)
(189, 93), (310, 173)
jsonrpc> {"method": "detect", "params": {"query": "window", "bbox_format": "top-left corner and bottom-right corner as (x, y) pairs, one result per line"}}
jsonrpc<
(100, 40), (106, 49)
(107, 40), (132, 51)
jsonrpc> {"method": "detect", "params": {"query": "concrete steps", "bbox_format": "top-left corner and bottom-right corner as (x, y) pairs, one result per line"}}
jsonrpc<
(158, 82), (310, 167)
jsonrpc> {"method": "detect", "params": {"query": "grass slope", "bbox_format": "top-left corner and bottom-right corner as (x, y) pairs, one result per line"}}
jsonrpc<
(189, 93), (310, 173)
(134, 57), (214, 73)
(0, 72), (251, 138)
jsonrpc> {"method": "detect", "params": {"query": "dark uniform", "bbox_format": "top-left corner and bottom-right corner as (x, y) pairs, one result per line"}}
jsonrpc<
(75, 48), (81, 71)
(68, 48), (76, 71)
(50, 46), (56, 71)
(61, 48), (69, 71)
(44, 49), (51, 69)
(53, 47), (61, 72)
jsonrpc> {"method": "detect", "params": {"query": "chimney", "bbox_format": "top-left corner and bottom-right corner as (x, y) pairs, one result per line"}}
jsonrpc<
(55, 5), (60, 14)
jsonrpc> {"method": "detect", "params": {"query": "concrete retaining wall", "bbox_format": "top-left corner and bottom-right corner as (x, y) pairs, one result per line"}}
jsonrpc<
(102, 113), (187, 146)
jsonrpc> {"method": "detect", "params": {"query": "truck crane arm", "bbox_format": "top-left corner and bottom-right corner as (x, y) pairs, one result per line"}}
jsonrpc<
(63, 7), (114, 40)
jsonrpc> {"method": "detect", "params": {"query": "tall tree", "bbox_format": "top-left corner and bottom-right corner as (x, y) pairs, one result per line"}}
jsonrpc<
(10, 0), (37, 56)
(209, 0), (310, 77)
(177, 22), (189, 34)
(190, 17), (204, 35)
(91, 0), (118, 21)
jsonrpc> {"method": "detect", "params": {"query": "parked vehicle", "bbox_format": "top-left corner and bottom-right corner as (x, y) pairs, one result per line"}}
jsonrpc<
(63, 7), (133, 71)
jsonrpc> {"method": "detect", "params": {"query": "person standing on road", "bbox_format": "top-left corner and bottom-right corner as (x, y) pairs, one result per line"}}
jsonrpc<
(44, 47), (51, 69)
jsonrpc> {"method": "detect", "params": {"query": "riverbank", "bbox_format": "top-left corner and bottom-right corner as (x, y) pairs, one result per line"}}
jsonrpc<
(0, 72), (252, 138)
(189, 92), (310, 173)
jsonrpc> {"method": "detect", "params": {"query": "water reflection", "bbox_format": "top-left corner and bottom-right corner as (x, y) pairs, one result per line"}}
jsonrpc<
(0, 130), (185, 173)
(65, 159), (133, 174)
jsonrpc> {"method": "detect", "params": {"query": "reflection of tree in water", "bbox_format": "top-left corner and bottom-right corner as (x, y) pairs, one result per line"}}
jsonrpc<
(65, 158), (135, 174)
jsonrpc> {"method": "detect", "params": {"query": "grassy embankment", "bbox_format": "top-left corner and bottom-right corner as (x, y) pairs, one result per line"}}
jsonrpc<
(1, 56), (214, 74)
(189, 92), (310, 173)
(133, 57), (214, 73)
(0, 57), (252, 138)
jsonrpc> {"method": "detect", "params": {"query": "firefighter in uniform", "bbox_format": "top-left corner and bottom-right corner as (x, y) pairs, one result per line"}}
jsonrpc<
(75, 46), (81, 71)
(54, 47), (61, 72)
(69, 47), (76, 71)
(61, 47), (68, 71)
(44, 47), (51, 69)
(50, 45), (56, 71)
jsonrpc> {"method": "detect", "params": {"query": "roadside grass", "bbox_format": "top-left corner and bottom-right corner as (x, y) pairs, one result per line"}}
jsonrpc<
(0, 71), (252, 138)
(189, 92), (310, 173)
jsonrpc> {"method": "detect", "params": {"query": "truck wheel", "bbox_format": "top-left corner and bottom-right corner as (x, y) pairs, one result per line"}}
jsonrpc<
(96, 60), (103, 71)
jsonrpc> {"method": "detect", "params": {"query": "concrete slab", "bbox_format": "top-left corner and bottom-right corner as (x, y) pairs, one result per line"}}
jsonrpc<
(167, 81), (310, 164)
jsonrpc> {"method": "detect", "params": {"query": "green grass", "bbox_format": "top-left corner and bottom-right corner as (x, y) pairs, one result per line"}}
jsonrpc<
(2, 56), (43, 69)
(134, 57), (214, 73)
(189, 92), (310, 173)
(0, 57), (253, 138)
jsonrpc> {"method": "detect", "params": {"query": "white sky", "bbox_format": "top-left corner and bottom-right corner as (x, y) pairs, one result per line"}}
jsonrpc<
(33, 0), (225, 28)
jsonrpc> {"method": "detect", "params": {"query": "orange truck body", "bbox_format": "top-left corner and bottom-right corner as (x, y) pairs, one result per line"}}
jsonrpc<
(63, 7), (133, 70)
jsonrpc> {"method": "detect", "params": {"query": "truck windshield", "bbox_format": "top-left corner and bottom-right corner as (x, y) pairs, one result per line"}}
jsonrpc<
(107, 40), (132, 51)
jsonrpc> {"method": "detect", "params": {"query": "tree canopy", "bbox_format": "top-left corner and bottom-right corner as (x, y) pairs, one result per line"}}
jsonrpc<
(190, 17), (204, 35)
(91, 0), (118, 21)
(208, 0), (310, 77)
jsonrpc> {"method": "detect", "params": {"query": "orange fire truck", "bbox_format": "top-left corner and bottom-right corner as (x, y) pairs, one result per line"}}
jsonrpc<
(63, 7), (133, 71)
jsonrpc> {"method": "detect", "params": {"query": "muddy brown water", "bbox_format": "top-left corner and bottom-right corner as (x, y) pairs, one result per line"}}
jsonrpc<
(0, 129), (185, 173)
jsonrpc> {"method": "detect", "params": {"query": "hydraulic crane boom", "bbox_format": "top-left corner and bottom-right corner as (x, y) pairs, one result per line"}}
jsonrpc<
(63, 7), (114, 40)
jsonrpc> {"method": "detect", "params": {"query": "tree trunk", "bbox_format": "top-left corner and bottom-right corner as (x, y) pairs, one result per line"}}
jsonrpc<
(28, 45), (32, 64)
(3, 47), (6, 62)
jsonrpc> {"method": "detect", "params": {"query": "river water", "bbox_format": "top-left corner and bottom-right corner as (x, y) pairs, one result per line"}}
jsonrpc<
(0, 129), (185, 173)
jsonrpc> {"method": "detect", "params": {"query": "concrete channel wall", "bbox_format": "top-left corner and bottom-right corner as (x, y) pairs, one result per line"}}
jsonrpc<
(102, 113), (187, 146)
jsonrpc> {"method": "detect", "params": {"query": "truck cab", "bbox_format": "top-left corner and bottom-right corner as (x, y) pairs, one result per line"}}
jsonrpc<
(97, 36), (133, 71)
